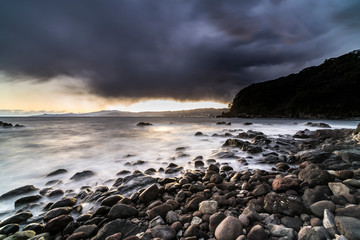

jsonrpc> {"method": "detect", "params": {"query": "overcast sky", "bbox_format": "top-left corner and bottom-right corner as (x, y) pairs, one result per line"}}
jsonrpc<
(0, 0), (359, 106)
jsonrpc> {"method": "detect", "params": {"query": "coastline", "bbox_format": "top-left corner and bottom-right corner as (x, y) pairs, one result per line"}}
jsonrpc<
(1, 124), (360, 240)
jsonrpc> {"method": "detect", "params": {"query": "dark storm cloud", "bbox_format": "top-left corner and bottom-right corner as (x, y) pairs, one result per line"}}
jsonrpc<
(0, 0), (359, 102)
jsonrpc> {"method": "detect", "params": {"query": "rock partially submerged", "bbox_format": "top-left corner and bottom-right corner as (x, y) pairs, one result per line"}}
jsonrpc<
(136, 122), (152, 126)
(0, 121), (24, 128)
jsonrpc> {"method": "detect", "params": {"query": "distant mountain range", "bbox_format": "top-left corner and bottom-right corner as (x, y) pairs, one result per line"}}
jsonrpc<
(223, 50), (360, 119)
(34, 108), (228, 118)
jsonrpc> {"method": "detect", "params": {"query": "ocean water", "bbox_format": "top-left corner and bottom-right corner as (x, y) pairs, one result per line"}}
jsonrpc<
(0, 117), (358, 216)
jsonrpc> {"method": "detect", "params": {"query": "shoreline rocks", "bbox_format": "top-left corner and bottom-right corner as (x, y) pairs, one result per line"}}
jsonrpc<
(1, 126), (360, 239)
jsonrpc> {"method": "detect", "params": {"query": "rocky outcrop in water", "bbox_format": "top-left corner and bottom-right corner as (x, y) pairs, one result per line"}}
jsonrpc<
(0, 121), (24, 128)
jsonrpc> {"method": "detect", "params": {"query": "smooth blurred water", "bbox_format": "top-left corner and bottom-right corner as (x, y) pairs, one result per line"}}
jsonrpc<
(0, 117), (358, 215)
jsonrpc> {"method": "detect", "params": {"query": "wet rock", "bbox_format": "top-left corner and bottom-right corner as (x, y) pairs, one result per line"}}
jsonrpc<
(195, 132), (204, 136)
(328, 182), (351, 201)
(267, 223), (296, 239)
(333, 170), (354, 180)
(243, 206), (261, 222)
(73, 224), (99, 238)
(0, 185), (37, 200)
(151, 225), (176, 240)
(22, 223), (43, 234)
(28, 233), (50, 240)
(67, 232), (89, 240)
(104, 233), (122, 240)
(0, 211), (33, 227)
(148, 216), (165, 228)
(3, 230), (36, 240)
(45, 169), (68, 177)
(276, 162), (290, 172)
(334, 149), (360, 166)
(251, 183), (271, 196)
(147, 204), (173, 219)
(298, 164), (333, 187)
(238, 214), (249, 227)
(139, 184), (159, 204)
(209, 174), (223, 184)
(43, 207), (72, 222)
(305, 122), (331, 128)
(107, 204), (138, 219)
(298, 227), (327, 240)
(247, 225), (267, 240)
(310, 218), (322, 227)
(199, 200), (218, 214)
(101, 195), (124, 207)
(0, 224), (19, 235)
(165, 211), (178, 224)
(323, 209), (337, 237)
(93, 219), (146, 240)
(137, 122), (152, 126)
(183, 195), (206, 213)
(14, 195), (41, 208)
(294, 129), (312, 138)
(344, 179), (360, 188)
(194, 160), (204, 168)
(335, 206), (360, 219)
(272, 177), (300, 192)
(183, 224), (201, 238)
(280, 216), (303, 231)
(215, 216), (243, 240)
(144, 168), (156, 175)
(45, 188), (64, 197)
(303, 185), (332, 207)
(264, 192), (306, 216)
(209, 212), (226, 233)
(116, 170), (131, 176)
(335, 216), (360, 240)
(49, 197), (77, 210)
(296, 150), (331, 164)
(70, 170), (95, 181)
(42, 215), (73, 234)
(310, 200), (336, 218)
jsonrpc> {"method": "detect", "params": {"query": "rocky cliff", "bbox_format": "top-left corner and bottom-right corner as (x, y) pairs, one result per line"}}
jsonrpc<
(224, 50), (360, 119)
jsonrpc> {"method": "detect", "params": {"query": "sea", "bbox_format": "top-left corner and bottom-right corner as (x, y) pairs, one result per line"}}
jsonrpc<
(0, 117), (358, 216)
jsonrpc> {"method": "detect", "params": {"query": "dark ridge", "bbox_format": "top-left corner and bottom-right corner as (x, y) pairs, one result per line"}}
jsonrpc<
(223, 50), (360, 119)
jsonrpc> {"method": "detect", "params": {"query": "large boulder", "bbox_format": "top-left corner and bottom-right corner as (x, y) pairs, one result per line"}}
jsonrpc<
(298, 164), (333, 187)
(151, 225), (176, 240)
(297, 227), (327, 240)
(198, 200), (218, 214)
(42, 215), (73, 234)
(0, 185), (37, 200)
(0, 212), (33, 227)
(296, 150), (331, 164)
(215, 216), (243, 240)
(247, 225), (267, 240)
(335, 216), (360, 240)
(264, 192), (307, 216)
(309, 200), (336, 218)
(209, 212), (226, 233)
(334, 149), (360, 166)
(139, 184), (159, 203)
(107, 204), (138, 219)
(272, 177), (300, 192)
(303, 185), (332, 207)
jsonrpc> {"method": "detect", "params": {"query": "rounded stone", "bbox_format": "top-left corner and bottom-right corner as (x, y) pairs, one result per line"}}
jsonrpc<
(215, 216), (243, 240)
(199, 200), (218, 214)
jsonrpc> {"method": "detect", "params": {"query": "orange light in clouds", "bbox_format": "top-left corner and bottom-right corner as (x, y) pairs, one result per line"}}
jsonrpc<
(107, 100), (227, 112)
(0, 77), (227, 113)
